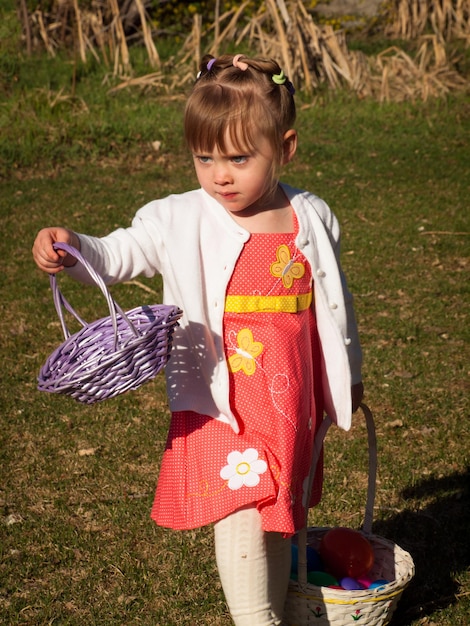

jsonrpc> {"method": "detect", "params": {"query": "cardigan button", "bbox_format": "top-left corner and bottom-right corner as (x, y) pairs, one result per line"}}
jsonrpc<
(344, 337), (352, 346)
(329, 302), (338, 309)
(316, 269), (326, 278)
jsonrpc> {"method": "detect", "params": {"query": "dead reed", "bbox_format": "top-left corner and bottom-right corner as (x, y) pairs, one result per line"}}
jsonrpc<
(385, 0), (470, 42)
(19, 0), (470, 102)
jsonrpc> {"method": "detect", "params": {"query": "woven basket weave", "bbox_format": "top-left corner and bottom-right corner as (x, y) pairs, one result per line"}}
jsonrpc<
(284, 405), (414, 626)
(38, 242), (182, 404)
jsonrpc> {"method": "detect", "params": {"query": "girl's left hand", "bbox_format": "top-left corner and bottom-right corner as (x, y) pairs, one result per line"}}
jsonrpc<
(352, 382), (364, 413)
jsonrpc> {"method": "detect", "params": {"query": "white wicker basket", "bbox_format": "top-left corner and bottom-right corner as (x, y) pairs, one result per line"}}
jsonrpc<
(284, 405), (414, 625)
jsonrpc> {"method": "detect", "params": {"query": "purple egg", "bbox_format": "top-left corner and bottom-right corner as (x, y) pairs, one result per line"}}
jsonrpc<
(340, 577), (366, 590)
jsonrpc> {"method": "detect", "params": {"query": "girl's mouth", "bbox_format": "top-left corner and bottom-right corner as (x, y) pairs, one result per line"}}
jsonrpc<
(219, 192), (238, 199)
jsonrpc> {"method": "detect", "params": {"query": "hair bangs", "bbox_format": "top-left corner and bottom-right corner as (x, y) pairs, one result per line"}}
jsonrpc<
(184, 84), (274, 156)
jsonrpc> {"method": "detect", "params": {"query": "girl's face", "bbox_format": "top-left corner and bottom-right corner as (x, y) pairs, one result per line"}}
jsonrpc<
(192, 129), (278, 217)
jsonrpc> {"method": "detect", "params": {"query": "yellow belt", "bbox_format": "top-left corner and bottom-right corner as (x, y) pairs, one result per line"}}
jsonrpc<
(225, 291), (312, 314)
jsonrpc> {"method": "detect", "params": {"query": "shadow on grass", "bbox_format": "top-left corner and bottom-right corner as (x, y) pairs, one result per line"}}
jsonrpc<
(372, 467), (470, 625)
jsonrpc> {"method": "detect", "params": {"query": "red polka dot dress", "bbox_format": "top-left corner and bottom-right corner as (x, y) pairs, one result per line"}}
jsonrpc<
(152, 216), (324, 536)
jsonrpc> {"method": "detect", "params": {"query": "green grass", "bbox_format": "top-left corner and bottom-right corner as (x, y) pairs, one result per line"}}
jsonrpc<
(1, 3), (469, 625)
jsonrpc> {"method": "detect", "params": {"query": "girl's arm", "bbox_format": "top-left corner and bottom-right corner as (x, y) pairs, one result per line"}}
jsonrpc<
(32, 227), (81, 273)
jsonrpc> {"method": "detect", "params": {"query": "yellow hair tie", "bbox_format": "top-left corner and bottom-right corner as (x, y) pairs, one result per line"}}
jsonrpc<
(272, 70), (286, 85)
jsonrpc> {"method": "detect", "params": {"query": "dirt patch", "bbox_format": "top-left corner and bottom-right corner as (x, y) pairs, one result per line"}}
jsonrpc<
(314, 0), (383, 18)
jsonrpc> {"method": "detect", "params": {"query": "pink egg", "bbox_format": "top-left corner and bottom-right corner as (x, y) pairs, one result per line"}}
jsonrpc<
(357, 577), (373, 588)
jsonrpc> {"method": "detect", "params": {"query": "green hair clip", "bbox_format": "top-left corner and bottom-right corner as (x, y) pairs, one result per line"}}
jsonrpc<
(272, 70), (286, 85)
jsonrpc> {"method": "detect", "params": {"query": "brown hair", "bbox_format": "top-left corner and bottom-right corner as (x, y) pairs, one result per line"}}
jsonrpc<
(184, 54), (296, 175)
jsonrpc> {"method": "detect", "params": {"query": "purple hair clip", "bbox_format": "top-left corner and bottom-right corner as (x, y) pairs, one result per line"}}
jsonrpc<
(196, 58), (217, 80)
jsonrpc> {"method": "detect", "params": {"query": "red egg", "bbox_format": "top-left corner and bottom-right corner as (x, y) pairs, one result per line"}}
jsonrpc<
(319, 527), (374, 579)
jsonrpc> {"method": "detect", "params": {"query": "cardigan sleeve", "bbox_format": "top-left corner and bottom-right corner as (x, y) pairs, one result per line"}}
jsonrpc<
(65, 198), (173, 285)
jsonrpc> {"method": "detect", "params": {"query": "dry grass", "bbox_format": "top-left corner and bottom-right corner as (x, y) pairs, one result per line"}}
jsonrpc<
(176, 0), (468, 101)
(385, 0), (470, 42)
(19, 0), (470, 102)
(369, 35), (469, 101)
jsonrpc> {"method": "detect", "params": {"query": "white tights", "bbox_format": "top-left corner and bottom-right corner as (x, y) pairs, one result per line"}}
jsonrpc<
(214, 506), (291, 626)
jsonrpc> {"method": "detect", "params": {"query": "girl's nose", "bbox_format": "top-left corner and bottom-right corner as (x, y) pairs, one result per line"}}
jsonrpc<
(213, 163), (232, 185)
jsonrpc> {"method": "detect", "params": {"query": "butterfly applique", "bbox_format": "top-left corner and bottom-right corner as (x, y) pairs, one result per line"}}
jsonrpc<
(270, 244), (305, 288)
(228, 328), (264, 376)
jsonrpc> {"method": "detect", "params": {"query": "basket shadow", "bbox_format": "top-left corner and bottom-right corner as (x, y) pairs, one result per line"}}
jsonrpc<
(371, 467), (470, 624)
(163, 319), (227, 438)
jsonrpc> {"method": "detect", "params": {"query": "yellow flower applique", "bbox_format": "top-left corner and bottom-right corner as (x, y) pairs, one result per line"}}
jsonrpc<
(228, 328), (264, 376)
(270, 244), (305, 288)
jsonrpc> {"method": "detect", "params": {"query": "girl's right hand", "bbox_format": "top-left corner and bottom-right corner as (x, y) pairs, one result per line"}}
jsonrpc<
(32, 227), (81, 273)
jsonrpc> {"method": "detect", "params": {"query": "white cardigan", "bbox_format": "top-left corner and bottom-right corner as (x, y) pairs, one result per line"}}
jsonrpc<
(69, 183), (362, 433)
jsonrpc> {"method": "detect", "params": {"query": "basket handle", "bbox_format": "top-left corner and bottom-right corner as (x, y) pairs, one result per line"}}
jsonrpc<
(297, 403), (377, 585)
(50, 242), (139, 350)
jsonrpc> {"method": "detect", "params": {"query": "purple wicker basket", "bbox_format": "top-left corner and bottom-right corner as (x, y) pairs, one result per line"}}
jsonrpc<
(38, 242), (182, 404)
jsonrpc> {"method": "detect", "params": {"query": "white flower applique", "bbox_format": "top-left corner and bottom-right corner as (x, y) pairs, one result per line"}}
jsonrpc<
(220, 448), (268, 490)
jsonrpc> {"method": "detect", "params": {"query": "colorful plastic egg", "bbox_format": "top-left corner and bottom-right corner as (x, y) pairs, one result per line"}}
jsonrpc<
(369, 579), (390, 590)
(339, 577), (366, 590)
(307, 546), (323, 572)
(319, 527), (375, 579)
(291, 543), (299, 573)
(307, 571), (338, 587)
(291, 544), (323, 573)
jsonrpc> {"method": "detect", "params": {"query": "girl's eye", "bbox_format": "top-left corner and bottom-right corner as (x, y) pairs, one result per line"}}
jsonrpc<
(196, 155), (212, 164)
(232, 156), (248, 164)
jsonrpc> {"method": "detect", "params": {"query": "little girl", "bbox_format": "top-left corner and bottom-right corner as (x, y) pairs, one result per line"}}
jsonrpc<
(33, 53), (364, 625)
